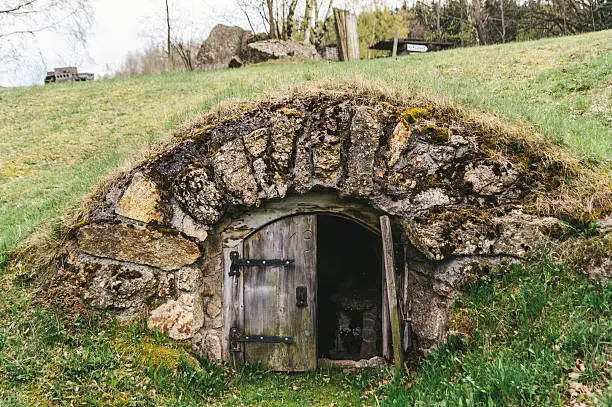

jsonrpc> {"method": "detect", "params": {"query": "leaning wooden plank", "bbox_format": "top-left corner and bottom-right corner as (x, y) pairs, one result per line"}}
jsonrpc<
(333, 8), (360, 61)
(380, 215), (404, 370)
(382, 270), (390, 359)
(402, 246), (412, 352)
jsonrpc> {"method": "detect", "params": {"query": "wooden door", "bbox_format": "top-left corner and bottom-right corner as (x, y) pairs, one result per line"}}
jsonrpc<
(242, 215), (317, 371)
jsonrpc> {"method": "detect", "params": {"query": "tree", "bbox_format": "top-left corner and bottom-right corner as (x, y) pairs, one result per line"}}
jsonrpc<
(135, 1), (205, 73)
(285, 0), (299, 38)
(165, 0), (171, 68)
(470, 0), (488, 44)
(235, 0), (335, 44)
(0, 0), (92, 71)
(267, 0), (277, 38)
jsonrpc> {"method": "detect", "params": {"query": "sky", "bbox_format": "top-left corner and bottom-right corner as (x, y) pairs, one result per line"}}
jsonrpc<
(0, 0), (404, 87)
(1, 0), (244, 86)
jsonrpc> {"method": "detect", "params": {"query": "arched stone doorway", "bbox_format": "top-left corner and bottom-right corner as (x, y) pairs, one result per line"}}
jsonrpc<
(222, 210), (383, 371)
(219, 194), (386, 370)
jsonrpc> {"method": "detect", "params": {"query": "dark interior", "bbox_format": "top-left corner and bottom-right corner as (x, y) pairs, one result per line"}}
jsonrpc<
(317, 214), (382, 360)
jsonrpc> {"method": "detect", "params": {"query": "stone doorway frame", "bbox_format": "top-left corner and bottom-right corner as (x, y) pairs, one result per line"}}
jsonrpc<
(219, 192), (385, 362)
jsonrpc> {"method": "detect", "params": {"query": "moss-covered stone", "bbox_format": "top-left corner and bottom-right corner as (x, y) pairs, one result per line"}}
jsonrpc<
(420, 123), (450, 143)
(77, 224), (200, 270)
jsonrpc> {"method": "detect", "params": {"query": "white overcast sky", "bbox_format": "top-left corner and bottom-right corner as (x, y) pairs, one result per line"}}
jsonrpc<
(1, 0), (246, 86)
(0, 0), (403, 87)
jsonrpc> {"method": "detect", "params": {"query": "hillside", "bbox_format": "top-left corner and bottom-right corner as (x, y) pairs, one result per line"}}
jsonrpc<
(0, 31), (610, 406)
(1, 30), (610, 261)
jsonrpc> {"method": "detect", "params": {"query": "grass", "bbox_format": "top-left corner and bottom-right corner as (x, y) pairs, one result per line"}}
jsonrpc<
(0, 30), (610, 405)
(383, 255), (612, 406)
(1, 253), (609, 405)
(0, 30), (610, 260)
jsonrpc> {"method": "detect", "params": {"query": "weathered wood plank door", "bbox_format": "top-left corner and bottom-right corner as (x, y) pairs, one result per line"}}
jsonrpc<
(242, 215), (317, 371)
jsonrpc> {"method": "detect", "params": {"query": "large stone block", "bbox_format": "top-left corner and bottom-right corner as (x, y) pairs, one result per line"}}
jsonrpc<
(344, 106), (380, 197)
(270, 113), (298, 171)
(464, 162), (518, 196)
(213, 138), (259, 206)
(386, 122), (411, 169)
(196, 24), (252, 70)
(148, 299), (194, 340)
(171, 204), (209, 242)
(406, 210), (565, 260)
(193, 331), (223, 359)
(174, 166), (224, 225)
(243, 128), (268, 157)
(293, 129), (313, 193)
(115, 172), (164, 223)
(77, 224), (200, 270)
(245, 39), (319, 63)
(83, 262), (158, 310)
(409, 271), (450, 351)
(176, 266), (201, 292)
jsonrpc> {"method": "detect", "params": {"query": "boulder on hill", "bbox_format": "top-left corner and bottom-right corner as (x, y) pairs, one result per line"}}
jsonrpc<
(195, 25), (252, 70)
(244, 39), (320, 64)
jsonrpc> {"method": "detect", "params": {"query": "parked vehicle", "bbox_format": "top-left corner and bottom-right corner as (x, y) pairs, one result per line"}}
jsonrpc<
(44, 67), (94, 84)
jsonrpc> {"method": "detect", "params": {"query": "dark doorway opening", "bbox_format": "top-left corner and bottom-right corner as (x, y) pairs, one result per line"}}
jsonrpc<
(317, 215), (382, 360)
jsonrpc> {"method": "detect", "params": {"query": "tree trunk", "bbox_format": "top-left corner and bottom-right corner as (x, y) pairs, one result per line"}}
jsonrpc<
(166, 0), (171, 70)
(267, 0), (276, 39)
(500, 0), (506, 42)
(312, 0), (333, 47)
(286, 0), (298, 39)
(470, 0), (488, 45)
(309, 0), (318, 41)
(436, 0), (441, 37)
(303, 0), (313, 43)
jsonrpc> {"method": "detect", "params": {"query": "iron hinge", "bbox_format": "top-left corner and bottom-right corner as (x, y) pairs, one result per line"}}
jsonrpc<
(228, 251), (294, 277)
(230, 327), (293, 344)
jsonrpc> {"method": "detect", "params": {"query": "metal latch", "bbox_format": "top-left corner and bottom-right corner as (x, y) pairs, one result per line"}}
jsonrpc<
(230, 327), (293, 344)
(296, 286), (307, 308)
(228, 251), (294, 277)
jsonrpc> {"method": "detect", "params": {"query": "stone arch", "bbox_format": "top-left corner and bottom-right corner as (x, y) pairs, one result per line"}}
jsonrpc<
(60, 90), (569, 362)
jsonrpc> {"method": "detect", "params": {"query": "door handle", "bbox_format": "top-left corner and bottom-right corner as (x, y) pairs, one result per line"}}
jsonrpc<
(296, 286), (307, 308)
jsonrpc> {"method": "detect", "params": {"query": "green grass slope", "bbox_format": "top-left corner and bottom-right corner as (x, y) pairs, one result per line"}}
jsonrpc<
(0, 30), (610, 259)
(0, 31), (611, 406)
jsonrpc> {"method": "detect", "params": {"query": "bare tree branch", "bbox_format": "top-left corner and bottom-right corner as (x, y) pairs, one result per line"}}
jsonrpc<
(0, 0), (39, 14)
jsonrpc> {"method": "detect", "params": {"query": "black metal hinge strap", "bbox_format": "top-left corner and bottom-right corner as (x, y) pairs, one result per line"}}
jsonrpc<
(229, 251), (294, 277)
(230, 327), (293, 344)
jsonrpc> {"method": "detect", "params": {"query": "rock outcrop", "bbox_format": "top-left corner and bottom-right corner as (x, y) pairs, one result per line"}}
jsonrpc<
(244, 39), (320, 64)
(195, 25), (321, 70)
(195, 25), (252, 70)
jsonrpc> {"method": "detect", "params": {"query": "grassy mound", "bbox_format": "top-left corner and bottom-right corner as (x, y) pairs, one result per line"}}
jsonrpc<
(0, 31), (610, 405)
(384, 255), (612, 406)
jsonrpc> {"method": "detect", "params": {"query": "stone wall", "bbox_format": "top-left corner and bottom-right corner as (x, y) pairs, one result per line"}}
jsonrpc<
(56, 91), (574, 359)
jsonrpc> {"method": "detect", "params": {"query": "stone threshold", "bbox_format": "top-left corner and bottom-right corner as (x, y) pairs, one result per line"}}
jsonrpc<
(318, 356), (387, 370)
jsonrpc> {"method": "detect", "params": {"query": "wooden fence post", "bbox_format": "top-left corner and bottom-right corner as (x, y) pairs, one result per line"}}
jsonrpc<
(333, 8), (360, 61)
(392, 28), (399, 57)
